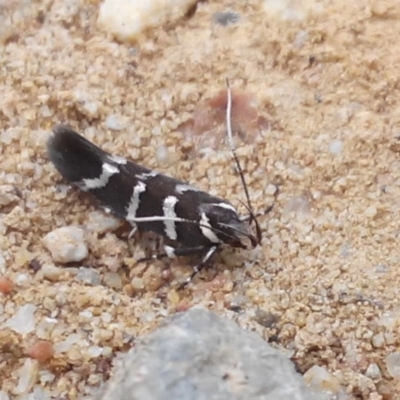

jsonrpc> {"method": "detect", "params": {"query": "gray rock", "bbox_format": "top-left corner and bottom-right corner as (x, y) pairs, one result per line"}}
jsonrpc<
(99, 308), (324, 400)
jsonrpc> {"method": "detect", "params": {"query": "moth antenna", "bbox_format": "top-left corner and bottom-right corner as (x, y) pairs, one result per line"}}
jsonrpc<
(225, 79), (262, 244)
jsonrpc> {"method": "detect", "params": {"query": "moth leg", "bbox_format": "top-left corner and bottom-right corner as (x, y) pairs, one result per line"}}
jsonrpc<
(137, 245), (208, 262)
(178, 245), (219, 290)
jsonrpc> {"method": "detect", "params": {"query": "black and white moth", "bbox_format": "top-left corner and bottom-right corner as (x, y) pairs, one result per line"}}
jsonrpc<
(47, 84), (263, 287)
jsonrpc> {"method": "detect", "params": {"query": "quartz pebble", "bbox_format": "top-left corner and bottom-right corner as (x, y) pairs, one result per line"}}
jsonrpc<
(97, 0), (198, 42)
(386, 352), (400, 379)
(5, 304), (37, 334)
(15, 359), (39, 394)
(103, 272), (123, 290)
(42, 227), (88, 264)
(365, 363), (381, 380)
(85, 211), (120, 233)
(76, 267), (101, 286)
(303, 365), (340, 394)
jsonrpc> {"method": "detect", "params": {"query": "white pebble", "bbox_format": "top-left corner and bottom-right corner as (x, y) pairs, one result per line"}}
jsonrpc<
(83, 101), (99, 117)
(76, 267), (101, 285)
(365, 363), (381, 380)
(156, 145), (169, 165)
(303, 365), (340, 393)
(0, 253), (6, 273)
(105, 114), (126, 131)
(386, 352), (400, 379)
(371, 332), (384, 348)
(40, 264), (64, 282)
(0, 127), (22, 144)
(0, 391), (10, 400)
(5, 304), (37, 335)
(85, 211), (120, 233)
(15, 359), (39, 394)
(365, 206), (377, 218)
(329, 139), (343, 155)
(42, 227), (88, 264)
(97, 0), (198, 42)
(88, 345), (103, 358)
(265, 184), (277, 196)
(103, 272), (123, 289)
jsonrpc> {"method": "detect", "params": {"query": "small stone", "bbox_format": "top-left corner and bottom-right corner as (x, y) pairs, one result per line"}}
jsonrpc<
(0, 276), (14, 294)
(88, 345), (103, 358)
(386, 352), (400, 379)
(0, 127), (22, 144)
(254, 309), (279, 328)
(0, 390), (10, 400)
(303, 365), (340, 394)
(97, 0), (198, 42)
(103, 272), (123, 289)
(0, 253), (6, 273)
(365, 363), (381, 380)
(15, 358), (39, 394)
(365, 206), (377, 218)
(0, 185), (20, 207)
(105, 114), (126, 131)
(40, 264), (64, 282)
(76, 267), (101, 286)
(131, 276), (144, 290)
(42, 226), (88, 264)
(26, 340), (54, 363)
(82, 101), (99, 117)
(265, 184), (278, 196)
(371, 333), (384, 348)
(5, 304), (37, 334)
(155, 145), (169, 165)
(329, 140), (343, 155)
(213, 11), (239, 26)
(85, 211), (120, 233)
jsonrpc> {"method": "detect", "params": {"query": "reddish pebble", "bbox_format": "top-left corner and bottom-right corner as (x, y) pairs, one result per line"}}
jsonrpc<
(186, 88), (270, 152)
(175, 301), (190, 313)
(26, 340), (54, 363)
(0, 276), (14, 294)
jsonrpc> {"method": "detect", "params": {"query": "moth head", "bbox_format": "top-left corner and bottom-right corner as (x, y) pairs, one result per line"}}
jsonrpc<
(199, 202), (260, 249)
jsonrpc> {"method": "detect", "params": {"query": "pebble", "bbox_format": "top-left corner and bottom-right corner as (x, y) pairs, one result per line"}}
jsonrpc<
(386, 352), (400, 379)
(371, 332), (384, 348)
(0, 391), (10, 400)
(100, 308), (321, 400)
(0, 276), (14, 294)
(105, 114), (126, 131)
(15, 359), (39, 394)
(26, 340), (54, 363)
(97, 0), (198, 42)
(42, 226), (88, 264)
(0, 253), (5, 273)
(303, 365), (340, 394)
(103, 272), (123, 290)
(76, 267), (101, 286)
(213, 11), (239, 26)
(365, 363), (381, 380)
(40, 264), (64, 282)
(5, 304), (37, 335)
(85, 211), (120, 233)
(329, 139), (343, 155)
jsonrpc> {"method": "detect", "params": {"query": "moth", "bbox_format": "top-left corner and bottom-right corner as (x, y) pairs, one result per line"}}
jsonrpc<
(47, 83), (265, 287)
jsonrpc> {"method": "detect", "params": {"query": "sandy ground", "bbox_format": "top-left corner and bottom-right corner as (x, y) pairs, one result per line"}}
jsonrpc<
(1, 0), (400, 398)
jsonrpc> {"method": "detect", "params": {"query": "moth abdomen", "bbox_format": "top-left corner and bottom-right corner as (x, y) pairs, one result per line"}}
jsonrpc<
(47, 124), (111, 186)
